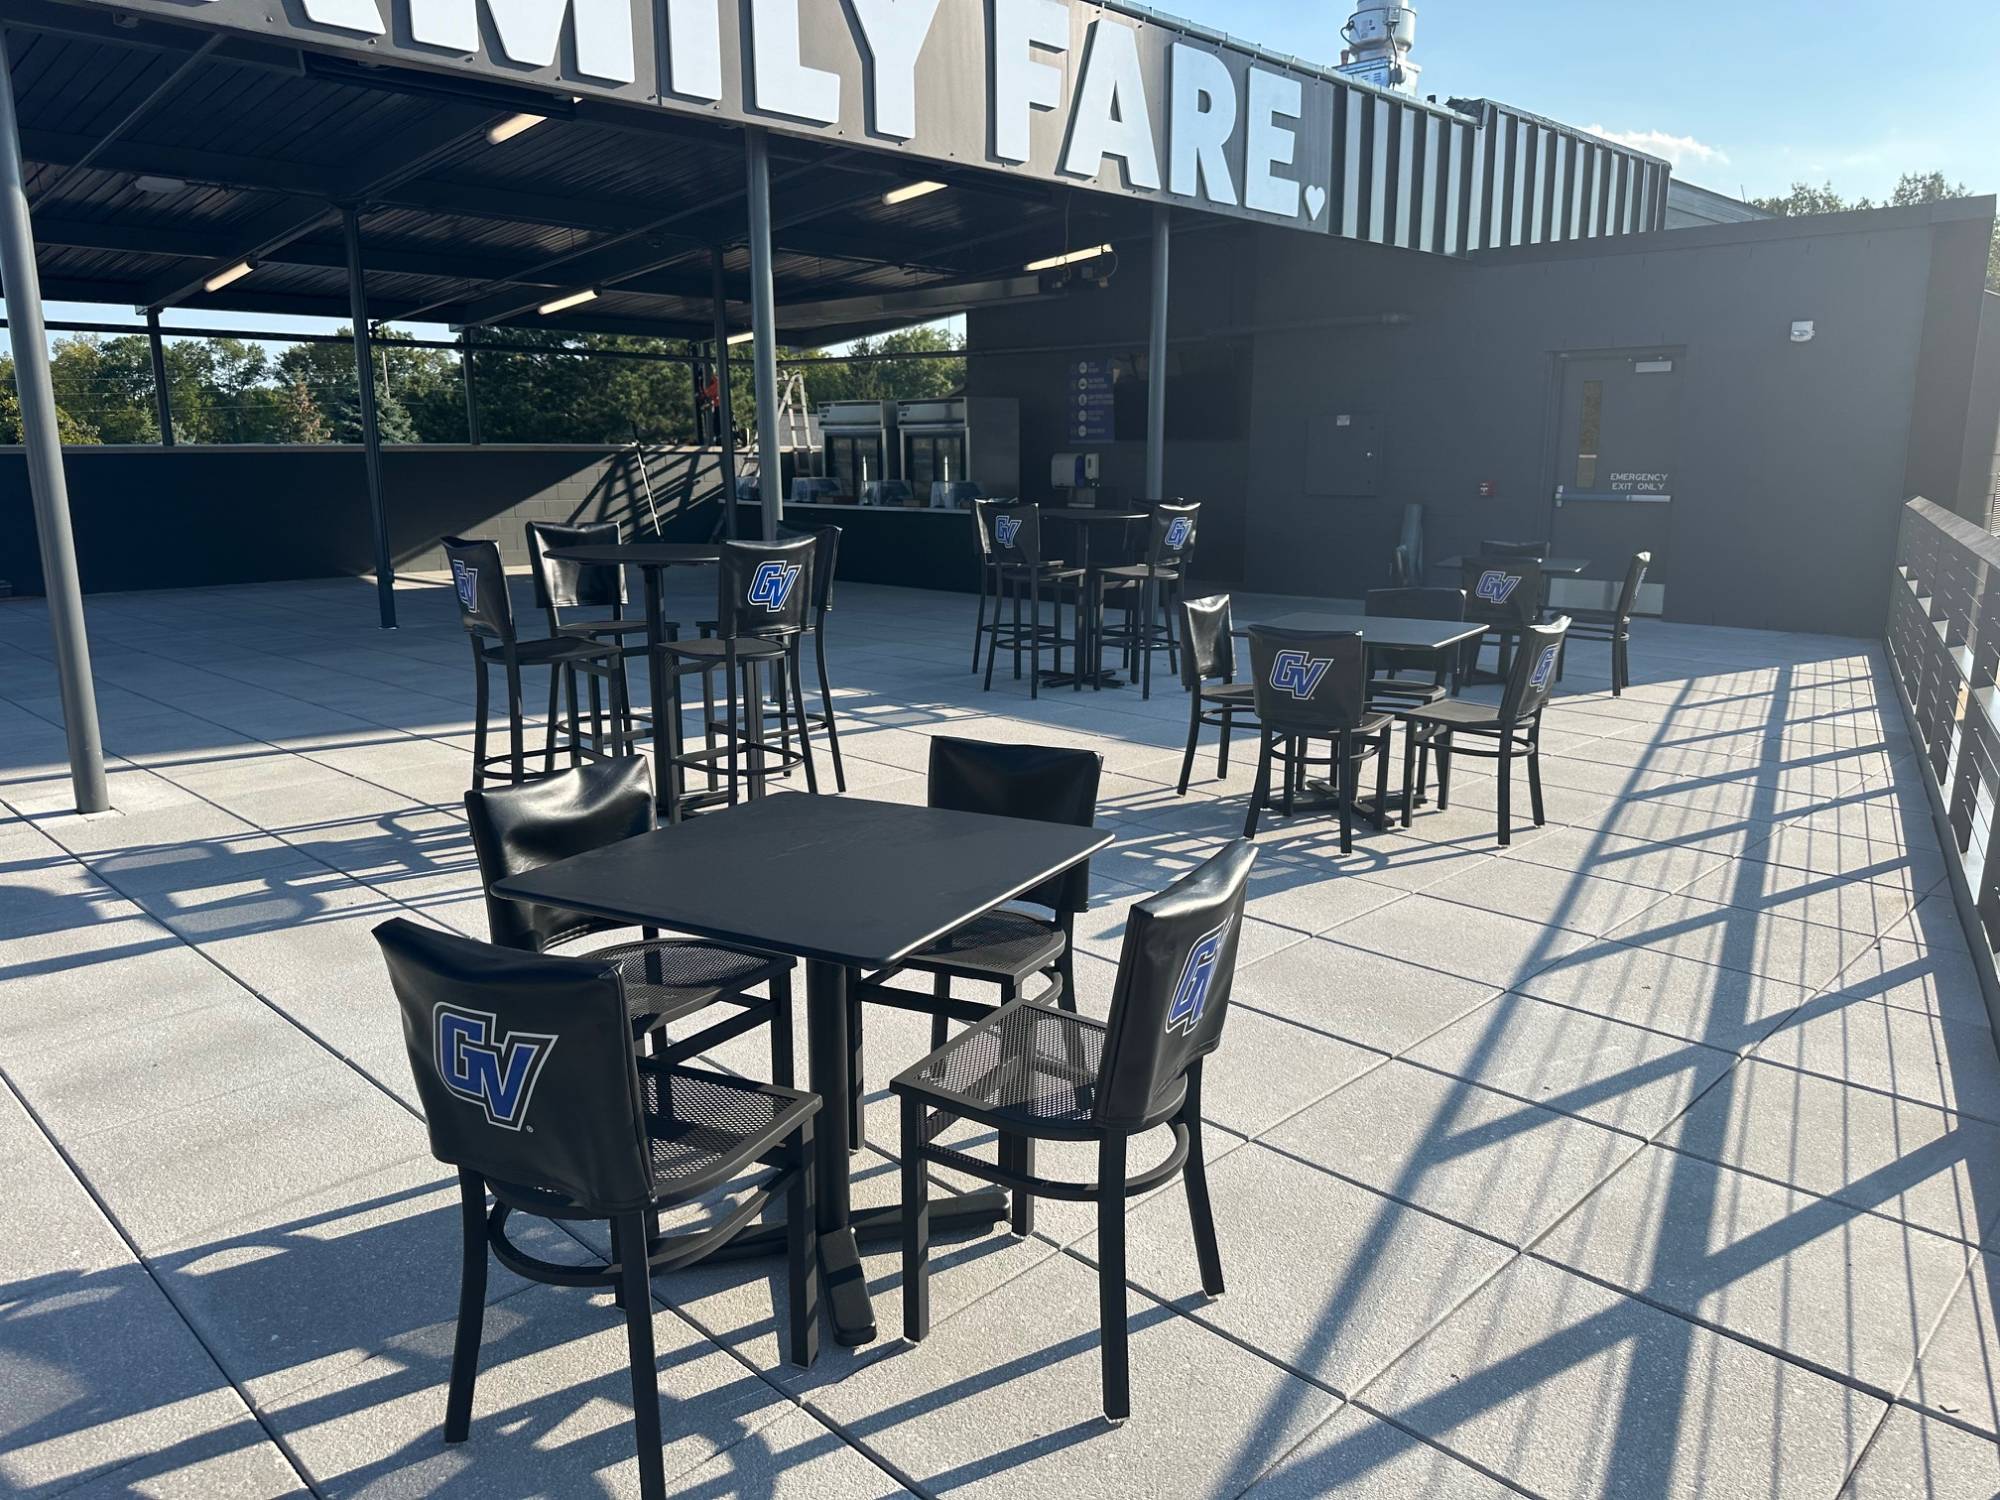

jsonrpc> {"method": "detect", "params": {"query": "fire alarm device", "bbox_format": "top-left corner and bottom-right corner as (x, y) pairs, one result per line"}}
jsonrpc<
(1478, 480), (1496, 499)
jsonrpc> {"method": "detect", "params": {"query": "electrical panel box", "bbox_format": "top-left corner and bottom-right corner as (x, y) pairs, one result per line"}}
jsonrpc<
(1304, 411), (1384, 498)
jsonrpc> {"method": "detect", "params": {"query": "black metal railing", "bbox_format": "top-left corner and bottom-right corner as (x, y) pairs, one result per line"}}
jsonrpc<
(1888, 498), (2000, 978)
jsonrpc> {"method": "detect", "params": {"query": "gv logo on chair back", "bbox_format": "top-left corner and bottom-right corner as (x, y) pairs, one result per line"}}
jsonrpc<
(1166, 918), (1232, 1034)
(747, 561), (802, 612)
(434, 1004), (557, 1131)
(451, 559), (480, 613)
(1475, 570), (1523, 605)
(993, 514), (1024, 550)
(1164, 517), (1193, 551)
(1529, 642), (1561, 688)
(1270, 650), (1333, 700)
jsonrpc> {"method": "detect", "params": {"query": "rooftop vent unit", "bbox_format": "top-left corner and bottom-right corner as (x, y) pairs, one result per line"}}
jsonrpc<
(1337, 2), (1420, 96)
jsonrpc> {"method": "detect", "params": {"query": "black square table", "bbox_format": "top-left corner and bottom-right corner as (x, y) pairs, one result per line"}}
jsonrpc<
(493, 791), (1112, 1347)
(1435, 554), (1590, 577)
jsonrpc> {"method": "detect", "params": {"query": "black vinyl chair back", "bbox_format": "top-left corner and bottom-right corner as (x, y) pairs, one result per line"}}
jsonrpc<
(971, 498), (1002, 561)
(804, 525), (842, 614)
(1480, 538), (1550, 559)
(1460, 556), (1545, 633)
(526, 521), (626, 616)
(442, 535), (517, 646)
(981, 501), (1048, 569)
(1146, 502), (1200, 571)
(716, 533), (816, 640)
(1094, 840), (1255, 1130)
(1614, 551), (1652, 622)
(465, 758), (654, 954)
(1500, 617), (1572, 726)
(1366, 586), (1466, 677)
(927, 736), (1102, 917)
(1178, 595), (1236, 690)
(1246, 626), (1369, 735)
(375, 918), (653, 1216)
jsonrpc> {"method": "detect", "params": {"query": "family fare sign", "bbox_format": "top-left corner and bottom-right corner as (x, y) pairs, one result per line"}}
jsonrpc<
(75, 0), (1337, 231)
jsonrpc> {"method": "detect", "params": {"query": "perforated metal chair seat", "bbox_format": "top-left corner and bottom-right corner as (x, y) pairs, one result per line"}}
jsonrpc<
(584, 937), (792, 1029)
(478, 635), (617, 667)
(904, 906), (1066, 984)
(636, 1063), (817, 1202)
(662, 635), (789, 661)
(907, 1002), (1109, 1131)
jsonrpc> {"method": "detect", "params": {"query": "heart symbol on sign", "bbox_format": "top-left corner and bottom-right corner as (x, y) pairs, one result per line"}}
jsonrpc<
(1304, 184), (1328, 222)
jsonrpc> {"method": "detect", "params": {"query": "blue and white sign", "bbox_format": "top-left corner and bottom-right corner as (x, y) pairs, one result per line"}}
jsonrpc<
(1070, 359), (1116, 444)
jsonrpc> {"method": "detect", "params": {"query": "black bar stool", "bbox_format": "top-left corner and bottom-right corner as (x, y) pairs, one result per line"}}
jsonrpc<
(977, 501), (1083, 700)
(1093, 501), (1198, 699)
(526, 520), (664, 758)
(1174, 594), (1258, 795)
(1243, 625), (1395, 854)
(969, 499), (1006, 674)
(443, 535), (631, 789)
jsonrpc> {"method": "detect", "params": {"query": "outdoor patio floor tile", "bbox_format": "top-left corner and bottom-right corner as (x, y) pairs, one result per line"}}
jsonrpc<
(1354, 1254), (1884, 1500)
(1600, 892), (1877, 990)
(1830, 935), (1995, 1030)
(666, 1408), (915, 1498)
(1902, 1254), (2000, 1438)
(1239, 1403), (1520, 1498)
(1421, 856), (1680, 938)
(1512, 940), (1811, 1051)
(1679, 857), (1929, 938)
(1840, 1407), (2000, 1499)
(1753, 992), (2000, 1124)
(1493, 821), (1767, 890)
(1228, 936), (1502, 1056)
(1317, 894), (1594, 991)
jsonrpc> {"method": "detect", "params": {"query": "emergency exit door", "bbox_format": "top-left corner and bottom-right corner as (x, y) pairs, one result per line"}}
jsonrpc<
(1545, 350), (1681, 614)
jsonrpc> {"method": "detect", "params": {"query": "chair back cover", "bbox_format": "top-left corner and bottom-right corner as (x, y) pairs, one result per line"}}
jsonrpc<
(1178, 595), (1236, 689)
(1147, 502), (1200, 570)
(927, 736), (1102, 916)
(1614, 551), (1653, 622)
(1501, 617), (1572, 727)
(526, 520), (626, 614)
(717, 533), (816, 640)
(1460, 556), (1546, 633)
(441, 535), (517, 645)
(466, 758), (654, 953)
(1480, 538), (1551, 559)
(971, 497), (1004, 561)
(1095, 841), (1256, 1130)
(375, 919), (653, 1215)
(1246, 626), (1369, 735)
(1366, 586), (1467, 679)
(980, 501), (1048, 569)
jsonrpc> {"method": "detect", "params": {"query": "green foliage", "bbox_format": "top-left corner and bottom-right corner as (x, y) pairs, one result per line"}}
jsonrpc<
(1752, 171), (2000, 290)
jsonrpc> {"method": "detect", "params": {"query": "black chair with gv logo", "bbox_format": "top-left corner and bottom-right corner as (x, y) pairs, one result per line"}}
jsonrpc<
(660, 534), (820, 815)
(893, 841), (1254, 1422)
(978, 501), (1083, 700)
(1093, 501), (1199, 699)
(1174, 594), (1258, 796)
(1400, 616), (1572, 846)
(372, 920), (820, 1500)
(525, 520), (661, 761)
(1458, 555), (1547, 685)
(1564, 550), (1650, 695)
(465, 757), (796, 1082)
(443, 535), (632, 789)
(1243, 627), (1395, 854)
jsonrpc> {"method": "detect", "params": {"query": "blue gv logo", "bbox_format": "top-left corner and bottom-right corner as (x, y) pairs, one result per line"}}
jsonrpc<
(1166, 919), (1232, 1035)
(747, 561), (801, 612)
(1164, 517), (1192, 550)
(1475, 570), (1523, 605)
(1271, 650), (1332, 700)
(435, 1005), (556, 1131)
(1529, 642), (1561, 688)
(451, 559), (479, 612)
(993, 514), (1024, 549)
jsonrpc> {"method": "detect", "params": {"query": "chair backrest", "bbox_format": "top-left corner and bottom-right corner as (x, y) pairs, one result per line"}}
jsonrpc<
(465, 758), (654, 953)
(1147, 502), (1200, 571)
(971, 497), (1003, 561)
(1614, 550), (1652, 622)
(716, 532), (816, 640)
(441, 535), (516, 645)
(1459, 556), (1545, 633)
(806, 525), (842, 613)
(1366, 586), (1467, 679)
(981, 501), (1046, 569)
(1246, 626), (1369, 734)
(926, 736), (1102, 916)
(1500, 617), (1572, 726)
(374, 918), (652, 1215)
(1480, 538), (1550, 559)
(526, 520), (626, 618)
(1178, 595), (1236, 689)
(1094, 840), (1256, 1131)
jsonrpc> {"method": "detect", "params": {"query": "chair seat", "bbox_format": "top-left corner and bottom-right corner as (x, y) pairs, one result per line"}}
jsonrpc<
(998, 563), (1084, 581)
(662, 636), (790, 663)
(638, 1064), (817, 1204)
(904, 906), (1065, 983)
(900, 1001), (1109, 1131)
(1200, 682), (1257, 706)
(1403, 697), (1505, 731)
(586, 937), (792, 1029)
(1367, 676), (1447, 707)
(560, 619), (662, 643)
(480, 635), (617, 668)
(1095, 564), (1181, 583)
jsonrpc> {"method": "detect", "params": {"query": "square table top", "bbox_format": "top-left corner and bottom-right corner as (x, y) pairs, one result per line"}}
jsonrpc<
(1437, 555), (1590, 577)
(547, 543), (720, 568)
(493, 793), (1113, 971)
(1234, 612), (1487, 652)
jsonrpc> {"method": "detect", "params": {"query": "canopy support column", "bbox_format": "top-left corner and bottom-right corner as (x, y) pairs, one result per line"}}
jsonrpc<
(0, 30), (108, 814)
(1146, 206), (1171, 502)
(745, 129), (782, 542)
(712, 245), (738, 540)
(459, 330), (481, 445)
(146, 308), (173, 445)
(343, 206), (397, 630)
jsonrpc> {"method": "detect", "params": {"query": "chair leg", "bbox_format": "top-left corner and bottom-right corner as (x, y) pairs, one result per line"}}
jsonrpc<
(1528, 740), (1547, 826)
(724, 661), (742, 807)
(814, 631), (847, 793)
(1497, 743), (1514, 848)
(1177, 696), (1202, 796)
(972, 570), (989, 673)
(788, 648), (819, 796)
(786, 1119), (820, 1368)
(1400, 724), (1418, 830)
(848, 989), (865, 1149)
(1012, 581), (1024, 681)
(1180, 1065), (1225, 1297)
(1029, 576), (1042, 700)
(506, 664), (527, 784)
(1217, 706), (1234, 779)
(1244, 732), (1271, 839)
(983, 580), (1002, 692)
(444, 1171), (488, 1443)
(1001, 1129), (1035, 1237)
(614, 1212), (667, 1500)
(544, 664), (561, 774)
(928, 971), (951, 1050)
(563, 665), (583, 769)
(1437, 731), (1453, 810)
(471, 658), (490, 790)
(769, 968), (795, 1088)
(1097, 1134), (1131, 1423)
(1282, 738), (1298, 820)
(1337, 730), (1354, 855)
(701, 667), (719, 792)
(1140, 579), (1156, 700)
(1055, 942), (1078, 1014)
(901, 1095), (931, 1342)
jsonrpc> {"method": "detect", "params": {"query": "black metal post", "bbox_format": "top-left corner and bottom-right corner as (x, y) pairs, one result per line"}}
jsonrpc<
(0, 31), (108, 813)
(712, 245), (738, 540)
(146, 307), (173, 445)
(745, 129), (782, 542)
(1146, 205), (1171, 501)
(343, 206), (397, 629)
(459, 330), (481, 445)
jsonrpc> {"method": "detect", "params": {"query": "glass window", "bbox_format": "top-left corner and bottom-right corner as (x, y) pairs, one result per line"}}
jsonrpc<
(1575, 379), (1602, 489)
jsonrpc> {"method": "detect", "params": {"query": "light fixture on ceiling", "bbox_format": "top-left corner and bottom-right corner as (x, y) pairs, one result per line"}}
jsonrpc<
(726, 330), (757, 346)
(133, 174), (187, 195)
(1025, 244), (1114, 273)
(538, 288), (599, 316)
(202, 261), (255, 293)
(883, 180), (948, 206)
(487, 112), (551, 145)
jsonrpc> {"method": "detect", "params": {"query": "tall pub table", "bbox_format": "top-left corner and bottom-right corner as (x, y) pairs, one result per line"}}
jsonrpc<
(1038, 507), (1147, 689)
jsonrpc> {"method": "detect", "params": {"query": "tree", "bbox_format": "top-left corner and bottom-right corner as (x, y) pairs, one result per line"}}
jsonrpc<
(1753, 171), (2000, 290)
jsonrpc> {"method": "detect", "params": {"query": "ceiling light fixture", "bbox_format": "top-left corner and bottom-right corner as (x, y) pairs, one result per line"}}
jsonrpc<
(133, 174), (187, 195)
(726, 330), (756, 345)
(883, 180), (948, 206)
(486, 112), (550, 145)
(537, 288), (599, 316)
(202, 261), (255, 292)
(1025, 244), (1114, 273)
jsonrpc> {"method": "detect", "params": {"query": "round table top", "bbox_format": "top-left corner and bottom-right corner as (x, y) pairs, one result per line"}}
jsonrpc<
(1040, 507), (1147, 522)
(547, 543), (720, 567)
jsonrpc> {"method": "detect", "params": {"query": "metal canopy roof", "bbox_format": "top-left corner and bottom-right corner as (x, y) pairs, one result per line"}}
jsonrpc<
(4, 0), (1148, 344)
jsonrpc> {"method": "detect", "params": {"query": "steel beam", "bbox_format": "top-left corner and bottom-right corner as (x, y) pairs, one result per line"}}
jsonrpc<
(146, 306), (173, 445)
(746, 129), (783, 542)
(1146, 206), (1171, 502)
(344, 208), (397, 629)
(712, 245), (737, 539)
(0, 30), (107, 813)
